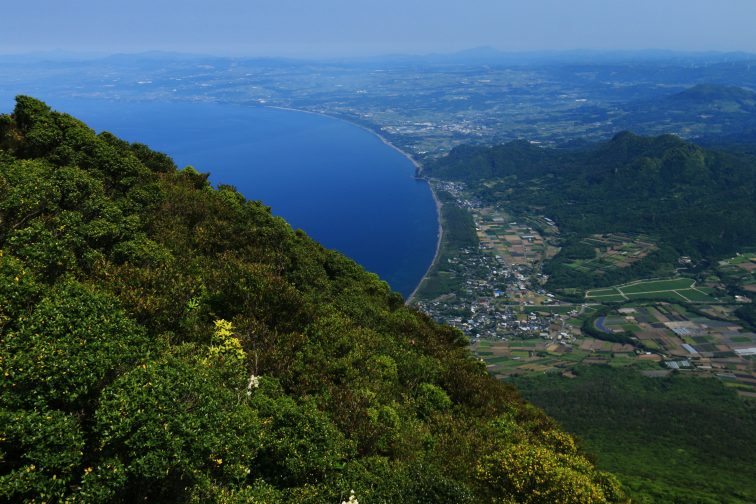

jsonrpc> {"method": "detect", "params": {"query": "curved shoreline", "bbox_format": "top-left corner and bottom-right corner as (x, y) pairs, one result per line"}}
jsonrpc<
(406, 182), (443, 304)
(265, 104), (443, 302)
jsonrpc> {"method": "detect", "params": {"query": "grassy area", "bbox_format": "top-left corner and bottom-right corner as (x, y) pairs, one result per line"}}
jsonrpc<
(586, 294), (627, 303)
(676, 288), (719, 303)
(485, 356), (512, 364)
(586, 287), (622, 297)
(509, 340), (540, 347)
(619, 278), (694, 294)
(623, 290), (690, 302)
(585, 278), (720, 304)
(726, 253), (756, 266)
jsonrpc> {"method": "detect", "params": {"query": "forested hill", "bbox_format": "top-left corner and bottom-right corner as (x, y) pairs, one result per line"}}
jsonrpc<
(623, 84), (756, 143)
(670, 83), (756, 104)
(0, 97), (625, 503)
(425, 132), (756, 264)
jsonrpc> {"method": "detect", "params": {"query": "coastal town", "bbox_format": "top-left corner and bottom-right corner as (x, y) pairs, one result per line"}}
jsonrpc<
(412, 179), (575, 341)
(411, 179), (756, 395)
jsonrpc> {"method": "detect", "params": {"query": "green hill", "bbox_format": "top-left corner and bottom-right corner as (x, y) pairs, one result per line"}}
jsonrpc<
(614, 83), (756, 143)
(0, 97), (626, 503)
(670, 83), (756, 105)
(425, 132), (756, 289)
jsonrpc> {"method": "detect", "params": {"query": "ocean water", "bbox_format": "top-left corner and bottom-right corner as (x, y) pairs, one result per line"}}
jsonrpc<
(21, 98), (438, 298)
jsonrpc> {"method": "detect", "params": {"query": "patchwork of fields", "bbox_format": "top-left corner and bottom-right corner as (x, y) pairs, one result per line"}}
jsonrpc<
(585, 278), (719, 303)
(565, 233), (658, 275)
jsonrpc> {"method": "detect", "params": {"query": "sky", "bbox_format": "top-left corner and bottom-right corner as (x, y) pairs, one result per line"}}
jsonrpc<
(1, 0), (756, 57)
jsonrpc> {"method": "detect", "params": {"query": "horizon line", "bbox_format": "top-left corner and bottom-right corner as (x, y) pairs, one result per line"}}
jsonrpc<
(1, 46), (755, 63)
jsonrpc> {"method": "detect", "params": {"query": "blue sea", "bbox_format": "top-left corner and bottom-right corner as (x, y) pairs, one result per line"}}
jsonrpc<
(13, 98), (439, 298)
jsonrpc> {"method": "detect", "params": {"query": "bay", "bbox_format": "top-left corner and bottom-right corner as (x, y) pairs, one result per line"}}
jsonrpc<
(20, 98), (439, 298)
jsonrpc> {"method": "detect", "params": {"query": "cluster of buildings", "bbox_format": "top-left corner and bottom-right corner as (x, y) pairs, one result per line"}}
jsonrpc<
(413, 181), (576, 343)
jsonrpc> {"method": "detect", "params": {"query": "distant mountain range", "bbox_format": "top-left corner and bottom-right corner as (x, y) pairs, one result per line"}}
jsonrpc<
(2, 47), (755, 66)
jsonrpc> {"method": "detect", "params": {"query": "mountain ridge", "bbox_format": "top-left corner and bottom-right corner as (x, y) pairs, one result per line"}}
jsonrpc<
(426, 132), (756, 288)
(0, 97), (627, 503)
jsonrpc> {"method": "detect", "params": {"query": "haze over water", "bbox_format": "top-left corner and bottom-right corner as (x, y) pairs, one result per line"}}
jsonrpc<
(32, 98), (438, 297)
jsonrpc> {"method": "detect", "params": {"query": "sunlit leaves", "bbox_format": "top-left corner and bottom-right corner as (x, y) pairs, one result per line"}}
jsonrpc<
(0, 281), (151, 410)
(0, 408), (84, 503)
(95, 353), (265, 499)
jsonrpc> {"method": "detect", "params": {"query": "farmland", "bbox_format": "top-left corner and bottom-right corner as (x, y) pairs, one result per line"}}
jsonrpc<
(585, 278), (719, 303)
(563, 233), (658, 275)
(718, 252), (756, 294)
(470, 328), (660, 380)
(471, 300), (756, 396)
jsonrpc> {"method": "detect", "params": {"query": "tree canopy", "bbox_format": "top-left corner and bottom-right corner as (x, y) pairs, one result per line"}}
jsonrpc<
(0, 97), (627, 502)
(426, 132), (756, 289)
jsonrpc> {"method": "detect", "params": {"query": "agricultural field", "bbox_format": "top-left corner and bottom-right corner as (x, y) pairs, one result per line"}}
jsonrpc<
(470, 335), (659, 379)
(591, 304), (756, 395)
(471, 301), (756, 395)
(564, 233), (658, 274)
(475, 208), (557, 267)
(718, 252), (756, 294)
(585, 277), (720, 303)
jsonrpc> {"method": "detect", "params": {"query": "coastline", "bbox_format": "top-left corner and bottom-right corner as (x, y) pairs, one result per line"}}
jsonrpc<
(406, 181), (443, 304)
(266, 104), (443, 302)
(266, 105), (423, 170)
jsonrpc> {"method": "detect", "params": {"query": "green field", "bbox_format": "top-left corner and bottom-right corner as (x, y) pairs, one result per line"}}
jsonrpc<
(586, 278), (719, 304)
(510, 340), (540, 347)
(619, 278), (695, 294)
(586, 294), (627, 303)
(623, 290), (690, 302)
(586, 287), (622, 297)
(675, 288), (719, 303)
(484, 356), (512, 364)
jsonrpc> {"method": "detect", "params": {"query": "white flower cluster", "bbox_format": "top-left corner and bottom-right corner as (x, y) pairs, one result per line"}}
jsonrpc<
(246, 374), (260, 396)
(341, 490), (358, 504)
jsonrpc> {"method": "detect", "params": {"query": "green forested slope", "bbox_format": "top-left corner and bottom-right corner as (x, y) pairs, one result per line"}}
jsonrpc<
(513, 367), (756, 504)
(426, 132), (756, 289)
(0, 97), (626, 503)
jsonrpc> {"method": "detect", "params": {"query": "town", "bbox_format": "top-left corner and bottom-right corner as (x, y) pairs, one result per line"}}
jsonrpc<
(413, 179), (575, 341)
(412, 180), (756, 396)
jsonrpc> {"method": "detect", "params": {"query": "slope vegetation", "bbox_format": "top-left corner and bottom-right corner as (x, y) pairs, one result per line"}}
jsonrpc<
(426, 132), (756, 289)
(0, 97), (626, 503)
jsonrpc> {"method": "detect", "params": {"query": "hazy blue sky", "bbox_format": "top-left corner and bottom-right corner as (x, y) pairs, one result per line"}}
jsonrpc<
(2, 0), (755, 57)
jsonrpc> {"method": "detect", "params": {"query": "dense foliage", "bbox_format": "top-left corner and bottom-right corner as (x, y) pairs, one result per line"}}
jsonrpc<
(0, 97), (626, 503)
(425, 132), (756, 290)
(513, 366), (756, 504)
